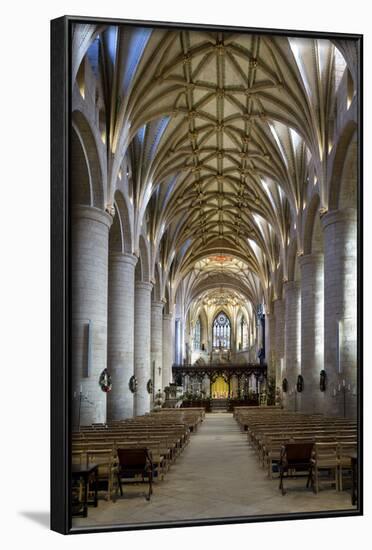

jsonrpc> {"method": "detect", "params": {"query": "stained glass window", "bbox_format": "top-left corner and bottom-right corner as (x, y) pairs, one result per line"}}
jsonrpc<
(213, 312), (231, 349)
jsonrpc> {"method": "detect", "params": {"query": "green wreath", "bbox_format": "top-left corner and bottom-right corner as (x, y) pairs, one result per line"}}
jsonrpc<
(99, 368), (112, 393)
(129, 375), (138, 393)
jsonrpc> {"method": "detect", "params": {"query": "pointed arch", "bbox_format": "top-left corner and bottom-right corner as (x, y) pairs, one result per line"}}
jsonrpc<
(71, 126), (91, 206)
(113, 190), (133, 253)
(303, 194), (324, 255)
(71, 24), (103, 86)
(152, 263), (162, 301)
(72, 110), (105, 209)
(136, 234), (151, 283)
(328, 120), (357, 210)
(163, 284), (171, 315)
(339, 134), (357, 210)
(287, 238), (300, 282)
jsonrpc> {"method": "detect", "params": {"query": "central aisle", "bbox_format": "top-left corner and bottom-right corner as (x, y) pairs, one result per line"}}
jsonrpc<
(73, 412), (353, 528)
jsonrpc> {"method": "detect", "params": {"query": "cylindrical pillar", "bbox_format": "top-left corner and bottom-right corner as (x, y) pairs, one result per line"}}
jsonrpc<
(299, 253), (324, 413)
(151, 301), (164, 397)
(230, 318), (237, 353)
(162, 313), (174, 389)
(134, 281), (153, 416)
(322, 208), (357, 417)
(71, 206), (112, 426)
(284, 281), (301, 410)
(265, 311), (276, 381)
(273, 299), (285, 393)
(174, 318), (182, 364)
(179, 317), (185, 363)
(107, 253), (137, 421)
(257, 315), (263, 351)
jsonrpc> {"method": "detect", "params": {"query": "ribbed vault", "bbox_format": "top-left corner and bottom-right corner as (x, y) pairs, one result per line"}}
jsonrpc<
(72, 23), (354, 323)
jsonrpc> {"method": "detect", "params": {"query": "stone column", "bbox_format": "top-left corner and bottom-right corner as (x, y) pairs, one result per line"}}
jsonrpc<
(162, 313), (174, 389)
(179, 317), (186, 363)
(274, 299), (285, 391)
(257, 314), (263, 351)
(71, 206), (112, 426)
(151, 301), (164, 397)
(230, 318), (237, 353)
(249, 322), (256, 362)
(107, 253), (137, 421)
(299, 253), (324, 413)
(265, 311), (276, 381)
(322, 208), (357, 417)
(174, 317), (182, 364)
(134, 281), (153, 416)
(284, 281), (301, 411)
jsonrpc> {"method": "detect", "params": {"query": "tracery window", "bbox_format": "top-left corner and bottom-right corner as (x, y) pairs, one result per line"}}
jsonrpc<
(193, 318), (201, 350)
(213, 312), (231, 349)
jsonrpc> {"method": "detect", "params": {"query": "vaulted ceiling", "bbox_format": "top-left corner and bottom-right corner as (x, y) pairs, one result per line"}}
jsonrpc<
(72, 24), (353, 316)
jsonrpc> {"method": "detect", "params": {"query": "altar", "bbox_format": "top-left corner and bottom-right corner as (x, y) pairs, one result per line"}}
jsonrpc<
(211, 375), (229, 398)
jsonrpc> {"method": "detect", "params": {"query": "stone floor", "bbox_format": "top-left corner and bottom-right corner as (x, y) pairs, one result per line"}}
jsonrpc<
(72, 412), (355, 529)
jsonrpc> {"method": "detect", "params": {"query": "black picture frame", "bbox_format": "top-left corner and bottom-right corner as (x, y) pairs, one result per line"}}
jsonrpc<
(51, 15), (363, 535)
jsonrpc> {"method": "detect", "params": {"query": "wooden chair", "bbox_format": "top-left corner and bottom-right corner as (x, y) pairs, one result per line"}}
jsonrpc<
(338, 442), (357, 492)
(116, 442), (166, 481)
(311, 442), (339, 493)
(86, 449), (118, 501)
(71, 451), (85, 503)
(266, 437), (292, 478)
(116, 448), (153, 501)
(278, 442), (314, 495)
